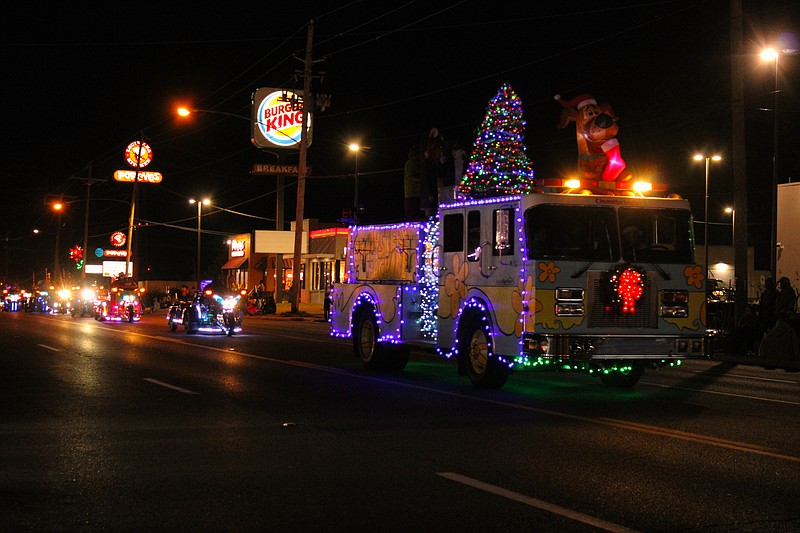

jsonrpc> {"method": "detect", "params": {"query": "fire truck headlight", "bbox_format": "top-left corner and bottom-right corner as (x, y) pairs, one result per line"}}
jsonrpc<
(660, 290), (688, 318)
(58, 289), (72, 300)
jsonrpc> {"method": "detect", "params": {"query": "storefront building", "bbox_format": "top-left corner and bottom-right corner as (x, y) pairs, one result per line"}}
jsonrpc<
(221, 220), (347, 304)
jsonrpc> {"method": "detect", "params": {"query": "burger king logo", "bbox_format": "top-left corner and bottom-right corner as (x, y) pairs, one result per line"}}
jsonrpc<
(253, 89), (310, 148)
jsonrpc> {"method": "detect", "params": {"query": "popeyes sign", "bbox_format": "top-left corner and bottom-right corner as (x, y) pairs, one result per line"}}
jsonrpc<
(251, 88), (312, 149)
(230, 238), (246, 258)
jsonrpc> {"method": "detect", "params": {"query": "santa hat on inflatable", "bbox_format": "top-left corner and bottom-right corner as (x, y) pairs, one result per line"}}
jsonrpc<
(554, 94), (597, 109)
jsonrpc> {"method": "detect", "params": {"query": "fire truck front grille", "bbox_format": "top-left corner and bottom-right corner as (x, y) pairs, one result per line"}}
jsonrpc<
(587, 273), (657, 329)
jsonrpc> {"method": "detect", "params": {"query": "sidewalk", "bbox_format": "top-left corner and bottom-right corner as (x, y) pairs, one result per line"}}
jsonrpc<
(247, 301), (327, 321)
(710, 352), (800, 372)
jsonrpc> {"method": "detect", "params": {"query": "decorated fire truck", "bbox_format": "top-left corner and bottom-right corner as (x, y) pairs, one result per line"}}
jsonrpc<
(331, 85), (708, 388)
(330, 183), (706, 388)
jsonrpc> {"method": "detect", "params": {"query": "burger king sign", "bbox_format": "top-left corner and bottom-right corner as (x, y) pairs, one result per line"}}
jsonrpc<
(251, 88), (312, 149)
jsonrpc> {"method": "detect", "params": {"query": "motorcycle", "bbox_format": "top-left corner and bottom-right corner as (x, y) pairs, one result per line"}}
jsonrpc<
(70, 287), (97, 317)
(179, 289), (246, 336)
(215, 290), (246, 336)
(246, 291), (277, 315)
(166, 299), (190, 331)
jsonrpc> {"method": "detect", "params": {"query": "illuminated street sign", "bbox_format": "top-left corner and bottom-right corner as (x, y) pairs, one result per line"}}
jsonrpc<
(125, 141), (153, 168)
(251, 88), (312, 149)
(110, 231), (126, 247)
(113, 170), (163, 183)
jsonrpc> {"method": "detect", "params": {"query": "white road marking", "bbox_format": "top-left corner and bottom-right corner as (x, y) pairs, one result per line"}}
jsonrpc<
(37, 344), (61, 352)
(641, 381), (800, 406)
(143, 378), (199, 395)
(437, 472), (639, 533)
(98, 327), (800, 462)
(691, 369), (797, 384)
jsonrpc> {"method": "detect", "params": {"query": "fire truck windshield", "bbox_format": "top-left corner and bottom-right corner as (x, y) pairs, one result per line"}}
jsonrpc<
(525, 204), (693, 264)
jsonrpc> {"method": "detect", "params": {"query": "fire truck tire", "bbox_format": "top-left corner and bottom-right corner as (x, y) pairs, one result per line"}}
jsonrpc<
(353, 307), (389, 370)
(460, 315), (508, 389)
(599, 362), (644, 388)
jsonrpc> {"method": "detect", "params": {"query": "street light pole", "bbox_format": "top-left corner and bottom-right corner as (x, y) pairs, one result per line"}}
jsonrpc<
(761, 48), (780, 281)
(725, 207), (735, 246)
(693, 154), (721, 280)
(349, 143), (360, 211)
(53, 201), (63, 285)
(69, 164), (104, 284)
(190, 198), (210, 289)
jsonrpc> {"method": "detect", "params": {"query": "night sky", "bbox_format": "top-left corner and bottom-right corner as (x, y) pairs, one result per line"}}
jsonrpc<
(2, 1), (798, 284)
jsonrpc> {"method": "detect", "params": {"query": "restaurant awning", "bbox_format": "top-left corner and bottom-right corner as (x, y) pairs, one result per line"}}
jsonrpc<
(220, 257), (248, 270)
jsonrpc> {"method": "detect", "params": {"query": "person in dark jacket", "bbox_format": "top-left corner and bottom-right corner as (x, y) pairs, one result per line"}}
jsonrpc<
(760, 277), (777, 333)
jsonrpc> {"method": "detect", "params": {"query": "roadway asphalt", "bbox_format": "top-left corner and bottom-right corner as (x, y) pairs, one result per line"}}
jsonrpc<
(192, 302), (799, 372)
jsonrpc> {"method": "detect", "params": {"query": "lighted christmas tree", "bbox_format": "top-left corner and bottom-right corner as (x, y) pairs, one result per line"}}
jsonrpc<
(459, 82), (535, 198)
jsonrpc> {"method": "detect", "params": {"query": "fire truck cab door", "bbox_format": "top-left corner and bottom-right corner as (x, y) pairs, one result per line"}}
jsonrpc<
(442, 204), (519, 287)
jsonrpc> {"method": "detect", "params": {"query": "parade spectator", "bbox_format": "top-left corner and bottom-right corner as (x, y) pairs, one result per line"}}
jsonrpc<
(759, 277), (777, 333)
(775, 277), (797, 323)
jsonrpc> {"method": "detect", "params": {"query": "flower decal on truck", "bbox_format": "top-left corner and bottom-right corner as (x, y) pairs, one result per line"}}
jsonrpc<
(684, 265), (705, 289)
(511, 275), (540, 337)
(443, 254), (469, 318)
(538, 261), (560, 283)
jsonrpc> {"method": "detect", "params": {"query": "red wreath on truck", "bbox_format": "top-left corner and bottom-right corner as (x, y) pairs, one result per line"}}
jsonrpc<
(555, 93), (626, 182)
(601, 264), (646, 315)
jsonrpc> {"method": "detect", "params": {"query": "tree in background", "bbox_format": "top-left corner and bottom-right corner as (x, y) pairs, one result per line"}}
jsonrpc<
(459, 82), (535, 198)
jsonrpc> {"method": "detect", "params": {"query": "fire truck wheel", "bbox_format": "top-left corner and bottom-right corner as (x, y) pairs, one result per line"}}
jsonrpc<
(460, 315), (508, 389)
(599, 362), (644, 388)
(353, 308), (386, 370)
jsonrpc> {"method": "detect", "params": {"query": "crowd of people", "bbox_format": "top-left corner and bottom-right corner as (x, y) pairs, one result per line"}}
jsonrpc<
(731, 276), (799, 358)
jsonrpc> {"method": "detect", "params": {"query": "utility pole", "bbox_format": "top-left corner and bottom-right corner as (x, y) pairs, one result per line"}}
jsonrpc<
(291, 19), (315, 314)
(275, 153), (285, 303)
(70, 162), (105, 284)
(730, 0), (749, 322)
(125, 131), (145, 280)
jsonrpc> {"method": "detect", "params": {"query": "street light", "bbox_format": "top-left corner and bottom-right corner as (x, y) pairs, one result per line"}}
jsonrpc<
(177, 106), (251, 122)
(189, 198), (211, 288)
(52, 201), (64, 285)
(725, 207), (734, 246)
(693, 153), (722, 279)
(348, 143), (370, 216)
(349, 143), (361, 213)
(760, 47), (780, 281)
